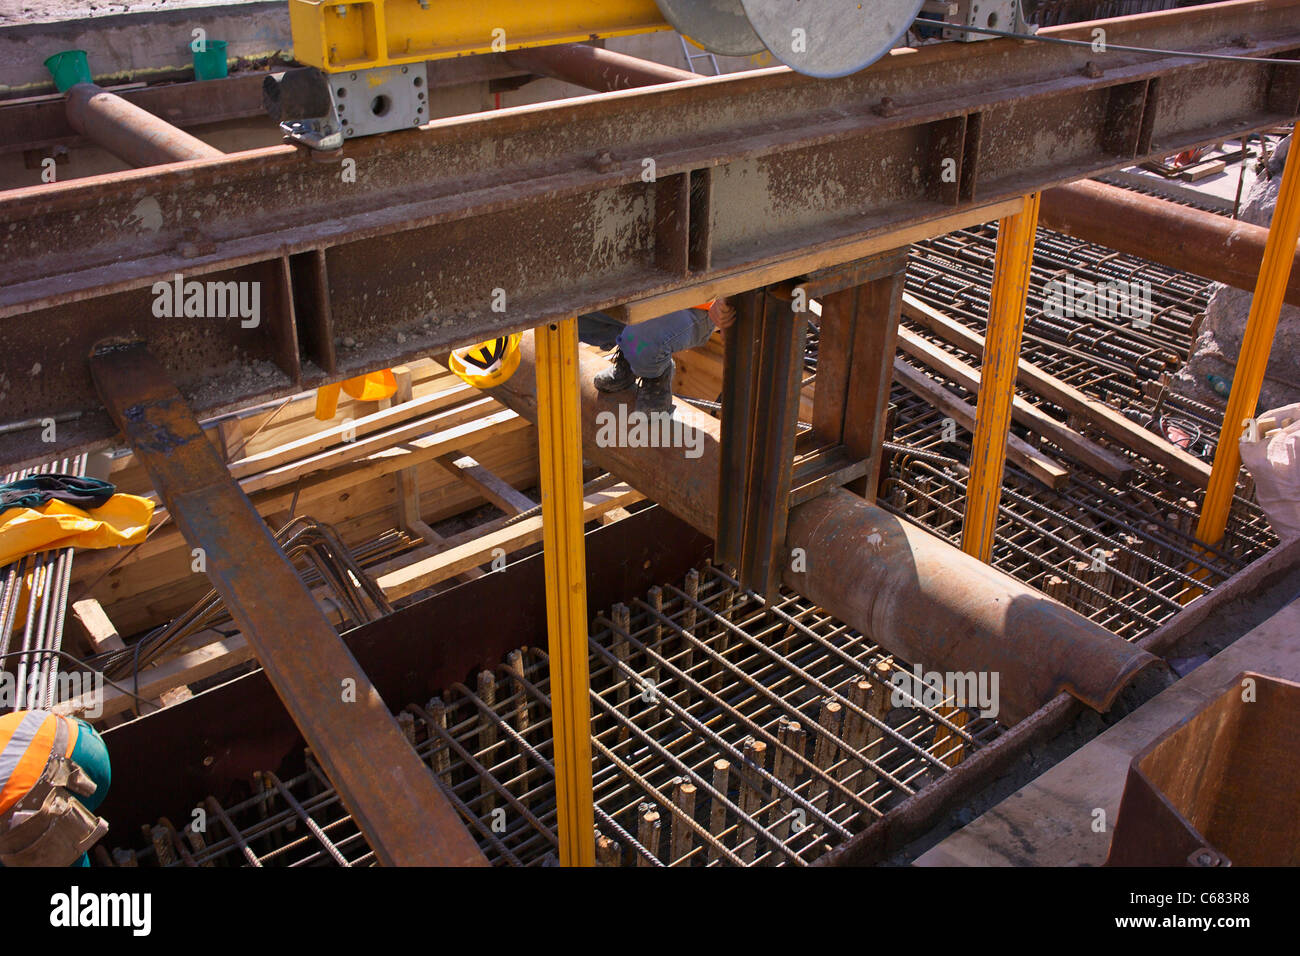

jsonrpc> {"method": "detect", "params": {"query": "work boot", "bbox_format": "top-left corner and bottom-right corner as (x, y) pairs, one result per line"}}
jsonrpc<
(593, 347), (635, 392)
(635, 362), (675, 415)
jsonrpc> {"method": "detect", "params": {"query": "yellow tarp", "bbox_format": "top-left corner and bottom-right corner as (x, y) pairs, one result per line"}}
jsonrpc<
(0, 494), (155, 569)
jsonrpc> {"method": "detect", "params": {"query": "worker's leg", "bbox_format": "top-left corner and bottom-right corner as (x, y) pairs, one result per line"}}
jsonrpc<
(68, 719), (111, 867)
(577, 310), (624, 350)
(618, 308), (713, 379)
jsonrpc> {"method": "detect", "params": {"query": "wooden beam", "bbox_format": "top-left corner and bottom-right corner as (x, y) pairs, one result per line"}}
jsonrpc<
(56, 634), (255, 721)
(227, 381), (475, 480)
(893, 359), (1069, 490)
(895, 326), (1135, 483)
(70, 597), (126, 653)
(902, 292), (1212, 487)
(435, 452), (536, 516)
(375, 482), (642, 601)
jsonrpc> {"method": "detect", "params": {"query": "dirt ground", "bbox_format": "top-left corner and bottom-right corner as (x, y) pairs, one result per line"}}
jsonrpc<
(0, 0), (260, 26)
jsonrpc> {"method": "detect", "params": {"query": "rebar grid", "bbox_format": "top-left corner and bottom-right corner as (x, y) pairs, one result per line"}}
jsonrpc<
(881, 387), (1272, 639)
(102, 567), (1002, 868)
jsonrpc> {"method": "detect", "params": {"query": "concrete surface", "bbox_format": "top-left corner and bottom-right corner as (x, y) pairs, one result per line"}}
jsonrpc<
(915, 589), (1300, 866)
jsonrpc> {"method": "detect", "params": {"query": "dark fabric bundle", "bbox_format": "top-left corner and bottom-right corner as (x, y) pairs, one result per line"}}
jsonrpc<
(0, 475), (116, 515)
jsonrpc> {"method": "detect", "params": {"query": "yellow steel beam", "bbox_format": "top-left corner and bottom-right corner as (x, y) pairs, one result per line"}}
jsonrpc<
(1195, 139), (1300, 552)
(962, 193), (1042, 564)
(534, 317), (596, 867)
(290, 0), (670, 72)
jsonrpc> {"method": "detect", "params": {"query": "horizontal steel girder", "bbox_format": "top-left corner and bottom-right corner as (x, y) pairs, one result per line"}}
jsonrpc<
(1, 1), (1298, 467)
(486, 332), (1164, 725)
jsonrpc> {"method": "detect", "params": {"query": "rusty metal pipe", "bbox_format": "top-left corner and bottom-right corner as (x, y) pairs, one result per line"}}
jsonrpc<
(65, 83), (223, 168)
(1040, 179), (1300, 308)
(488, 334), (1163, 725)
(504, 43), (696, 92)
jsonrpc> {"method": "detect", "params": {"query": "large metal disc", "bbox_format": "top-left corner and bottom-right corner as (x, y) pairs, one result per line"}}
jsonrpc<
(739, 0), (925, 78)
(654, 0), (767, 57)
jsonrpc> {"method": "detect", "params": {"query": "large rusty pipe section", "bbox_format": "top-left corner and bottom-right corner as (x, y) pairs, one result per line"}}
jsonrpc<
(505, 43), (696, 92)
(1041, 179), (1300, 308)
(65, 83), (223, 168)
(489, 334), (1163, 725)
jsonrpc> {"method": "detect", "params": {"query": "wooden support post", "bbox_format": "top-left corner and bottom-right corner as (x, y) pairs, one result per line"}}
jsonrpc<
(963, 193), (1041, 563)
(384, 366), (432, 540)
(534, 317), (595, 867)
(1196, 138), (1300, 553)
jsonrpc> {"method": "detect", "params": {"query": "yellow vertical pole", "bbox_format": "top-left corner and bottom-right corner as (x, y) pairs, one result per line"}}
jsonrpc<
(1196, 138), (1300, 552)
(534, 317), (595, 867)
(963, 193), (1041, 563)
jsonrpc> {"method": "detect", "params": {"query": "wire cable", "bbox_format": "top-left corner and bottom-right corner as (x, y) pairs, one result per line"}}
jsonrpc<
(938, 21), (1300, 66)
(0, 648), (161, 712)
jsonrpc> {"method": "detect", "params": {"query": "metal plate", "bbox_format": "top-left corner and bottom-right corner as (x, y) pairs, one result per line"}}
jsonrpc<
(655, 0), (767, 56)
(739, 0), (925, 77)
(332, 63), (429, 139)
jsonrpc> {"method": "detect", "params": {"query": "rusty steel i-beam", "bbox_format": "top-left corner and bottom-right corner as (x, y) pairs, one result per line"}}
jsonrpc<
(1, 0), (1298, 468)
(89, 343), (487, 868)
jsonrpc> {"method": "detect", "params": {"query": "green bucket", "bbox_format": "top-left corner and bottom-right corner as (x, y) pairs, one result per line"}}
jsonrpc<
(192, 40), (229, 80)
(44, 50), (92, 92)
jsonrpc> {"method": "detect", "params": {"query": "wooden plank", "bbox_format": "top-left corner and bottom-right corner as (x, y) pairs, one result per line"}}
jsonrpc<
(375, 483), (643, 601)
(227, 382), (475, 480)
(76, 413), (528, 580)
(893, 358), (1070, 490)
(895, 326), (1135, 483)
(434, 452), (535, 515)
(385, 367), (425, 537)
(56, 634), (255, 721)
(235, 396), (502, 493)
(70, 598), (126, 653)
(901, 293), (1212, 487)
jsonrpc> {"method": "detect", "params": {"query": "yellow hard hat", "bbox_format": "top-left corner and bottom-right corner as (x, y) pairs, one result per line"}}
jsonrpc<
(449, 334), (521, 388)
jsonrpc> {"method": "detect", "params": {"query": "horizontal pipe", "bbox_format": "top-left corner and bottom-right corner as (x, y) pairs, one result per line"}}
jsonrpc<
(489, 334), (1163, 725)
(1040, 179), (1300, 308)
(504, 43), (696, 92)
(64, 83), (223, 168)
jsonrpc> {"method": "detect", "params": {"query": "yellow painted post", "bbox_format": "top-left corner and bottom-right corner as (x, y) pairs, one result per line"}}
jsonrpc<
(1196, 139), (1300, 552)
(534, 317), (595, 867)
(962, 193), (1042, 563)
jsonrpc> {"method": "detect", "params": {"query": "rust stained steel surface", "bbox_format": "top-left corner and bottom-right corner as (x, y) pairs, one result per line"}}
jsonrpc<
(1, 1), (1298, 466)
(505, 43), (697, 91)
(1042, 178), (1300, 307)
(65, 84), (225, 168)
(89, 343), (487, 867)
(489, 333), (1164, 724)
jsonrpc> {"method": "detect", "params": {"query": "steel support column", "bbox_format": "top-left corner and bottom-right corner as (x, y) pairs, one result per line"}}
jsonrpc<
(533, 317), (596, 866)
(963, 193), (1041, 563)
(1197, 138), (1300, 549)
(810, 250), (909, 501)
(89, 343), (487, 868)
(716, 288), (805, 597)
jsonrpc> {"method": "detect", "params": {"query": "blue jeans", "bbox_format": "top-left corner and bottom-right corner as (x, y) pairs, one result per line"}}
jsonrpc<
(578, 309), (714, 379)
